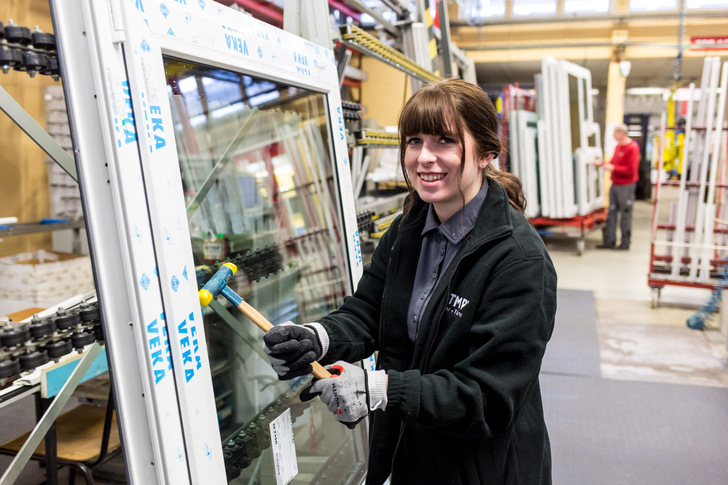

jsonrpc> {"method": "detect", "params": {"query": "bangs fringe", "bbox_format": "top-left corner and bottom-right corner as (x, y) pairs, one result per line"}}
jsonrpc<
(399, 88), (460, 138)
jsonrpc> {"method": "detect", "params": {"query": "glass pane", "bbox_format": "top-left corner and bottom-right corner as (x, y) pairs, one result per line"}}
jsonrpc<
(164, 56), (366, 484)
(513, 0), (557, 16)
(569, 74), (581, 152)
(564, 0), (610, 14)
(630, 0), (677, 11)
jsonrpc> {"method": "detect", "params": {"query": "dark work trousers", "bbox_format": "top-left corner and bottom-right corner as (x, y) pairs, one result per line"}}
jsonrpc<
(604, 182), (636, 247)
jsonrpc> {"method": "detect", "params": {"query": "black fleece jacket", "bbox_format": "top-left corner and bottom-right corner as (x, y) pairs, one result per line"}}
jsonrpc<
(318, 181), (558, 485)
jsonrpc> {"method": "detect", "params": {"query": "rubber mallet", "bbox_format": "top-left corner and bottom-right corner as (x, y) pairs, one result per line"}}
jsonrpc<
(198, 262), (332, 379)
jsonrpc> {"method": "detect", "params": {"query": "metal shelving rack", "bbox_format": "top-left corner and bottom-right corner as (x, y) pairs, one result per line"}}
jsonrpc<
(338, 24), (439, 83)
(648, 57), (728, 308)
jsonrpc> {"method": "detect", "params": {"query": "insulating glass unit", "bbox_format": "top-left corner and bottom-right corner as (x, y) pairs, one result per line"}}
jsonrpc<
(569, 74), (581, 152)
(164, 56), (367, 483)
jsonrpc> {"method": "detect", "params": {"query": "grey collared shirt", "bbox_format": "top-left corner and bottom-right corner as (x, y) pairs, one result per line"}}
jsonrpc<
(406, 181), (489, 342)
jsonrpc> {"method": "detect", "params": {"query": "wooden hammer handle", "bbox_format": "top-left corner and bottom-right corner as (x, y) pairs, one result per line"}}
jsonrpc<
(236, 300), (332, 379)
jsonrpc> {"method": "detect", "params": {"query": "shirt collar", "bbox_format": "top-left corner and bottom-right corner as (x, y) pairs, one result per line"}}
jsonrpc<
(421, 180), (489, 243)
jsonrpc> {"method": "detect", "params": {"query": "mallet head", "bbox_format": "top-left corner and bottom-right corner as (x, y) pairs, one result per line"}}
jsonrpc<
(199, 262), (237, 307)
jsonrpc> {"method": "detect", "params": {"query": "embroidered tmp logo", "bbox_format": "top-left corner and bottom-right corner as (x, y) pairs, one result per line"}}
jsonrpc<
(446, 293), (469, 317)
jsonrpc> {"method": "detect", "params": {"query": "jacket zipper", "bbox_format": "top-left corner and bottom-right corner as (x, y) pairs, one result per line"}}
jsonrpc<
(422, 231), (510, 373)
(388, 231), (510, 475)
(378, 224), (401, 369)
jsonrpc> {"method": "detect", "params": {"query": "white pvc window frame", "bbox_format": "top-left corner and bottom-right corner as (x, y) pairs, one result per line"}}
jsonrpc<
(50, 0), (362, 483)
(537, 57), (603, 219)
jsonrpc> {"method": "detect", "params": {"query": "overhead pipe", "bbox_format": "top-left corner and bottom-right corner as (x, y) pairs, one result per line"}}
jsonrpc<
(449, 10), (728, 27)
(461, 41), (728, 51)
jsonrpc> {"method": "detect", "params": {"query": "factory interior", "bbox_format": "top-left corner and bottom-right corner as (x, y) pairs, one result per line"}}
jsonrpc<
(1, 0), (727, 484)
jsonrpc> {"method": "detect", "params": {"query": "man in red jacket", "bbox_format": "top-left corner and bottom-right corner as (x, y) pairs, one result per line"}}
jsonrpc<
(596, 123), (640, 250)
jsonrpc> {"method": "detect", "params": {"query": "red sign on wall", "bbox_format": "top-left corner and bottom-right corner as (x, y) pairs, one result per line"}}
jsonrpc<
(690, 37), (728, 50)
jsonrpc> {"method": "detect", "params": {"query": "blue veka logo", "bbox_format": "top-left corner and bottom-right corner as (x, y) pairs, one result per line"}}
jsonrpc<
(178, 311), (202, 382)
(147, 312), (172, 384)
(116, 81), (137, 147)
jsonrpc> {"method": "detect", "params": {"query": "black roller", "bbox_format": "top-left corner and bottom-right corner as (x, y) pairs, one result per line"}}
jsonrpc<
(4, 24), (31, 45)
(45, 339), (73, 359)
(232, 431), (254, 446)
(30, 317), (56, 339)
(256, 433), (271, 449)
(78, 302), (100, 323)
(0, 45), (23, 70)
(0, 21), (4, 40)
(224, 464), (241, 481)
(19, 350), (49, 371)
(71, 331), (95, 350)
(14, 51), (48, 75)
(31, 31), (55, 51)
(39, 55), (60, 79)
(93, 324), (104, 342)
(226, 442), (245, 462)
(237, 454), (252, 469)
(0, 359), (20, 379)
(244, 422), (261, 436)
(55, 310), (81, 330)
(1, 325), (30, 348)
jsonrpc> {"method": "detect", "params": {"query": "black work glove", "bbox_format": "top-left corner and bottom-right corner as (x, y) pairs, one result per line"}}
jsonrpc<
(263, 322), (325, 380)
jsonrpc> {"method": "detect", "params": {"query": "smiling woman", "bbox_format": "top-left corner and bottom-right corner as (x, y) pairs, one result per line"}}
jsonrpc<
(263, 77), (558, 485)
(398, 78), (527, 219)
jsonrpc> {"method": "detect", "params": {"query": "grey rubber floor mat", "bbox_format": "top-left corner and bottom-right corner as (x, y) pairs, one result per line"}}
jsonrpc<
(541, 289), (602, 377)
(542, 373), (728, 485)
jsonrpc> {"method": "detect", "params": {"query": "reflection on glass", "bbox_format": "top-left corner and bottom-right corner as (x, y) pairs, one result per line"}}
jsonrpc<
(164, 57), (366, 484)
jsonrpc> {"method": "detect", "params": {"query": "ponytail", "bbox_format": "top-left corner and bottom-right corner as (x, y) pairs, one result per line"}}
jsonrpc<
(484, 165), (527, 214)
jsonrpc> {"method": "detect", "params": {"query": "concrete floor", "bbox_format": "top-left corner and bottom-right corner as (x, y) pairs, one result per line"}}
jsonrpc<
(543, 197), (728, 389)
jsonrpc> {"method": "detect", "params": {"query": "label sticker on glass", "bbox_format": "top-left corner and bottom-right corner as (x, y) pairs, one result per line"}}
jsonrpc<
(269, 408), (298, 485)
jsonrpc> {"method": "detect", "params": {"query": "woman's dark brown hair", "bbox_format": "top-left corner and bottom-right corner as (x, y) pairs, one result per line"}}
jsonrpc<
(398, 78), (526, 215)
